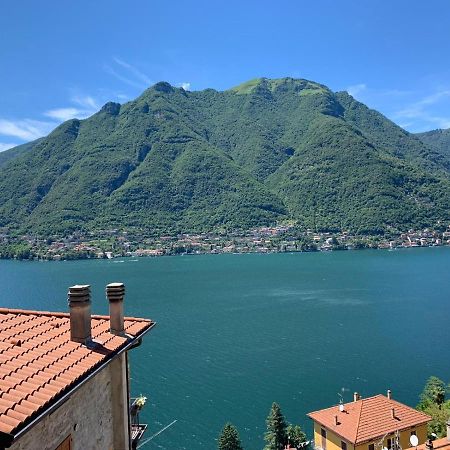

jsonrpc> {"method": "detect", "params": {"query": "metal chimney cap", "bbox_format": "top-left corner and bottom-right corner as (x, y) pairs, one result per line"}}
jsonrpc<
(106, 282), (125, 302)
(68, 285), (91, 302)
(106, 282), (125, 289)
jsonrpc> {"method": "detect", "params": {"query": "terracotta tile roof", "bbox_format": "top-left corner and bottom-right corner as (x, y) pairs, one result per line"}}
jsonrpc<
(0, 308), (154, 437)
(405, 437), (450, 450)
(308, 395), (431, 444)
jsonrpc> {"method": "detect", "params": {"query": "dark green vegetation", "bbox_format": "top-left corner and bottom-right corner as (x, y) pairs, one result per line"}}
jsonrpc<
(0, 138), (43, 168)
(218, 423), (244, 450)
(416, 128), (450, 158)
(1, 78), (450, 236)
(416, 376), (450, 438)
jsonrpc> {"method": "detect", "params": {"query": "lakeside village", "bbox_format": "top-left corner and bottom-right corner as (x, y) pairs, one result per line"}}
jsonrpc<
(1, 224), (450, 261)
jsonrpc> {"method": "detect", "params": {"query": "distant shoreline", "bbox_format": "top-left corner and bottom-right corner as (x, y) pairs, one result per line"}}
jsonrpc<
(1, 240), (449, 263)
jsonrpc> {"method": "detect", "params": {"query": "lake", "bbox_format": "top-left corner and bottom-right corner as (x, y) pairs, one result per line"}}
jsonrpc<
(1, 248), (449, 449)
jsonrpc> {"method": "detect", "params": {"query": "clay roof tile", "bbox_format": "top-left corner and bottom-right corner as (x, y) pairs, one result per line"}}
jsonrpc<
(0, 308), (154, 435)
(308, 395), (431, 444)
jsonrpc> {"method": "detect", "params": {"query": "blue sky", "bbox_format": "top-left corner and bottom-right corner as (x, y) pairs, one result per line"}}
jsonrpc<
(1, 0), (450, 151)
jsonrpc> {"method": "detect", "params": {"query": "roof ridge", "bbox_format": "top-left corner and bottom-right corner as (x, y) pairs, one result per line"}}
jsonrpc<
(0, 308), (152, 323)
(354, 397), (364, 442)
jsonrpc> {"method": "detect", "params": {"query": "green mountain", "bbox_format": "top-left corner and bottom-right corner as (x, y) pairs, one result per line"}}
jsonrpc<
(1, 77), (449, 236)
(0, 138), (43, 168)
(416, 128), (450, 158)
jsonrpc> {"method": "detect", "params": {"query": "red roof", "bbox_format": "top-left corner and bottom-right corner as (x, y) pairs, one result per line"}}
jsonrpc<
(0, 307), (154, 437)
(308, 395), (431, 444)
(405, 437), (450, 450)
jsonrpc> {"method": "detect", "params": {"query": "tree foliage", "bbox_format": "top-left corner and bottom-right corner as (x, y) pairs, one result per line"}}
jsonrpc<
(218, 423), (243, 450)
(264, 403), (287, 450)
(1, 78), (450, 237)
(286, 424), (307, 448)
(417, 376), (450, 438)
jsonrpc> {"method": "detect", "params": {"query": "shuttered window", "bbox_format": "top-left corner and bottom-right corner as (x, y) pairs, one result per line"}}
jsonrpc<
(55, 435), (72, 450)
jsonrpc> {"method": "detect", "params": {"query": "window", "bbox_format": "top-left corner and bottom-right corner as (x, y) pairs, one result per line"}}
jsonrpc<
(387, 438), (392, 449)
(55, 435), (72, 450)
(341, 441), (347, 450)
(369, 444), (375, 450)
(321, 428), (327, 450)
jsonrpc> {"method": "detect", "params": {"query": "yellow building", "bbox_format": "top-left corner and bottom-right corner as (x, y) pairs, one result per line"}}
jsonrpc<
(307, 392), (431, 450)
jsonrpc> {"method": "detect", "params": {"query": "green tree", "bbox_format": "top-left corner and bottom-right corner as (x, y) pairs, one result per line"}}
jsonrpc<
(418, 376), (447, 407)
(416, 376), (450, 438)
(264, 403), (287, 450)
(286, 424), (307, 448)
(423, 402), (450, 437)
(218, 423), (243, 450)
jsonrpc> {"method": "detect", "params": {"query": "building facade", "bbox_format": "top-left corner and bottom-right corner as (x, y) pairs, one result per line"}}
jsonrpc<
(308, 392), (431, 450)
(0, 283), (155, 450)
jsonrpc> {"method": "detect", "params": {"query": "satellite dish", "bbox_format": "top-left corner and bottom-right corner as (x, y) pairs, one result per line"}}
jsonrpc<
(410, 436), (419, 447)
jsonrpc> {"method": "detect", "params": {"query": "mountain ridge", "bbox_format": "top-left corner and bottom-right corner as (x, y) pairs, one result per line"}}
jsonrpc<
(1, 78), (449, 236)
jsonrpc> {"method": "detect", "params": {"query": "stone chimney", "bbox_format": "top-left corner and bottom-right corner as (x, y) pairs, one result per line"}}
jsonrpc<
(68, 285), (92, 345)
(106, 282), (125, 336)
(354, 392), (359, 402)
(387, 389), (392, 400)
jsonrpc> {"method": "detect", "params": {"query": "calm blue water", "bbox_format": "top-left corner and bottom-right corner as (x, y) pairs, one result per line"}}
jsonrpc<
(1, 248), (449, 449)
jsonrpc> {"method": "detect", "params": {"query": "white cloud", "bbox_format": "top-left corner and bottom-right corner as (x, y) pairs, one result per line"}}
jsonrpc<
(44, 107), (85, 121)
(44, 94), (100, 121)
(104, 65), (147, 89)
(0, 119), (56, 141)
(113, 57), (152, 85)
(105, 58), (153, 90)
(72, 95), (99, 110)
(116, 93), (130, 102)
(393, 88), (450, 131)
(180, 82), (191, 91)
(0, 142), (18, 152)
(347, 83), (367, 98)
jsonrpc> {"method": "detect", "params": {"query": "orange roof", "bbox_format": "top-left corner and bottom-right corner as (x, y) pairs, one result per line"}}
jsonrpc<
(405, 437), (450, 450)
(308, 395), (431, 444)
(0, 307), (154, 439)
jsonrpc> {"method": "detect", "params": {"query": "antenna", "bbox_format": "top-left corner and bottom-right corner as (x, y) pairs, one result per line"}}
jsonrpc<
(395, 430), (402, 450)
(338, 392), (344, 412)
(375, 433), (389, 450)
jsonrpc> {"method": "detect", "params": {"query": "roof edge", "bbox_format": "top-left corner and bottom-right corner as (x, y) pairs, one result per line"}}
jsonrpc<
(0, 307), (152, 323)
(355, 420), (431, 444)
(8, 321), (156, 445)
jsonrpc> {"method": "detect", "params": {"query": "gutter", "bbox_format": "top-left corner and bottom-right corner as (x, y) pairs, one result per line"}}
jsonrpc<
(0, 321), (156, 449)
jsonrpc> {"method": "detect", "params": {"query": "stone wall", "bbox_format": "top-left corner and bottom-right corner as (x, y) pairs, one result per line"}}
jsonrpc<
(10, 353), (129, 450)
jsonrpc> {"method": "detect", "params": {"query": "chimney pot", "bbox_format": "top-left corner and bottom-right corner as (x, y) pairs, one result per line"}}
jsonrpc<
(68, 285), (92, 345)
(387, 389), (392, 400)
(106, 282), (125, 336)
(354, 392), (359, 402)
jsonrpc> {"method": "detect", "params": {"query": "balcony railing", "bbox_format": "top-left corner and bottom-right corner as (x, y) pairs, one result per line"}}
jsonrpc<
(130, 397), (148, 449)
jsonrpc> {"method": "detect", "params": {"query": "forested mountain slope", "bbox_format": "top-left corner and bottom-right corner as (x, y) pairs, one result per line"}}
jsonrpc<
(1, 78), (449, 236)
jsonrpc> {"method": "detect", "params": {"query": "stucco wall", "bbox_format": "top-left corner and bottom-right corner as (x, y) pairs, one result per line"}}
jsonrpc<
(10, 353), (129, 450)
(313, 421), (428, 450)
(313, 422), (355, 450)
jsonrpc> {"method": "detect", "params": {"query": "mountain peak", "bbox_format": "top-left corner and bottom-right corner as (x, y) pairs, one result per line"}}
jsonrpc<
(229, 77), (329, 95)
